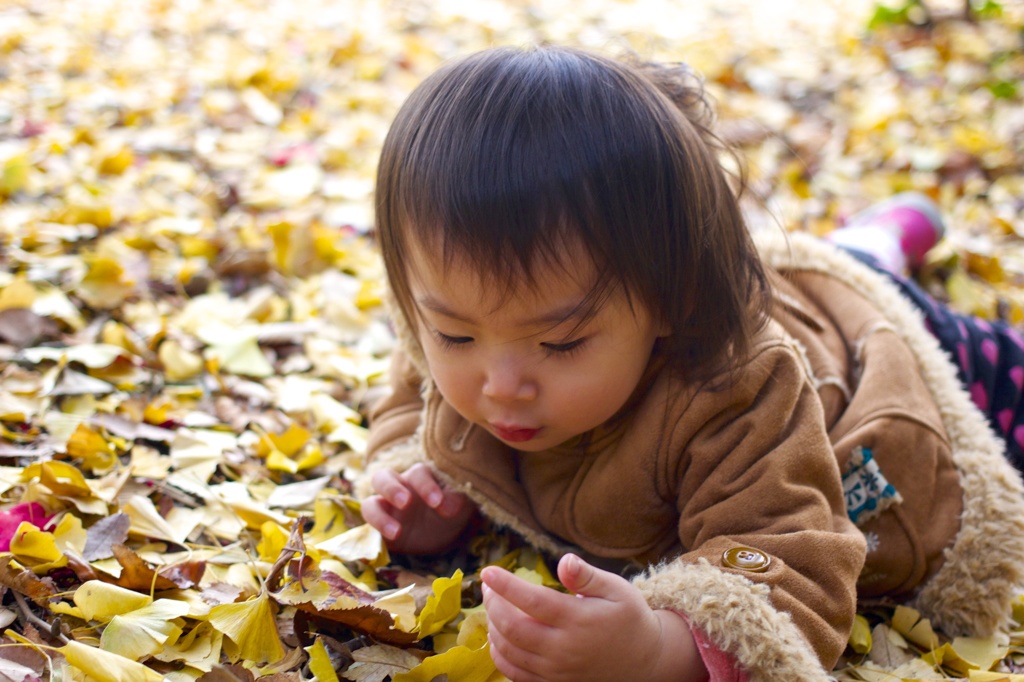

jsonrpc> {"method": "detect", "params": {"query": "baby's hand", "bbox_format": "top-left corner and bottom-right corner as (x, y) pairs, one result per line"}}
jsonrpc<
(481, 554), (708, 682)
(361, 463), (476, 555)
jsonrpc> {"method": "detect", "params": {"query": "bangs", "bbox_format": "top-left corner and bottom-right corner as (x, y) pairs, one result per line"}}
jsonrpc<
(376, 45), (772, 383)
(376, 46), (688, 299)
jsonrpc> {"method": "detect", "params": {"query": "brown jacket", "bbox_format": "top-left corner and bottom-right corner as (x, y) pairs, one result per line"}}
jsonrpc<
(360, 231), (1024, 681)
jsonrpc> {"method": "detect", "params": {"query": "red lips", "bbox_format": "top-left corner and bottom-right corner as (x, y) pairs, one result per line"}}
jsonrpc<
(491, 424), (540, 443)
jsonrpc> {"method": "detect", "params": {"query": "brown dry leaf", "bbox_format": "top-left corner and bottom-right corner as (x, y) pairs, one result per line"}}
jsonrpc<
(110, 544), (204, 591)
(867, 623), (915, 668)
(342, 644), (422, 682)
(0, 556), (58, 604)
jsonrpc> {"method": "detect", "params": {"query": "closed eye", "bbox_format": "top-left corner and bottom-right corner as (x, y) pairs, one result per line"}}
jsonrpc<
(541, 338), (587, 356)
(433, 331), (473, 350)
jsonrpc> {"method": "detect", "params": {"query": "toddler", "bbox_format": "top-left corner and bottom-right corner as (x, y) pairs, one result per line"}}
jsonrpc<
(357, 45), (1024, 682)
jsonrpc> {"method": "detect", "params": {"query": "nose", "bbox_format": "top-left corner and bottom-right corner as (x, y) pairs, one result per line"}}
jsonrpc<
(482, 357), (538, 402)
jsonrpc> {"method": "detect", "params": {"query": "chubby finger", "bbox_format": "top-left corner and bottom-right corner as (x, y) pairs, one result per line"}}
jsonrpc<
(359, 496), (401, 541)
(399, 464), (445, 510)
(435, 488), (469, 519)
(557, 553), (632, 600)
(371, 469), (412, 509)
(488, 628), (547, 682)
(481, 567), (571, 626)
(483, 583), (553, 653)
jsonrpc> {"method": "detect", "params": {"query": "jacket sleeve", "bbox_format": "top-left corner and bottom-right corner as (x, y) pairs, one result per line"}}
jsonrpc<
(634, 341), (866, 682)
(353, 348), (430, 499)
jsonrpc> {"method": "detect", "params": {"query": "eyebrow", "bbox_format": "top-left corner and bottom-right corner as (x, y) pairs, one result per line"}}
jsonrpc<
(416, 295), (590, 328)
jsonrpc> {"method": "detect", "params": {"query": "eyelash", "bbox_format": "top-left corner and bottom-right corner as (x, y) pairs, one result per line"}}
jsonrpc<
(431, 331), (588, 357)
(541, 338), (588, 357)
(433, 331), (473, 351)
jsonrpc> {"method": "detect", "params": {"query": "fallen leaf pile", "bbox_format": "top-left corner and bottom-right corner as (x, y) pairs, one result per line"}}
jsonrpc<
(0, 0), (1022, 680)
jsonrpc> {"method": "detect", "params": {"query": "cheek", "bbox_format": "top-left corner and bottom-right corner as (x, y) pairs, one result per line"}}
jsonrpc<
(422, 351), (476, 404)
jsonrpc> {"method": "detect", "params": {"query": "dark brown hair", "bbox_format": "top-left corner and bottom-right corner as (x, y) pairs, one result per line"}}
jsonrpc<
(375, 45), (771, 382)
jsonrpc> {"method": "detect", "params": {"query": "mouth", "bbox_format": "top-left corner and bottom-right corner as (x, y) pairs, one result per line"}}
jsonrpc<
(490, 424), (541, 443)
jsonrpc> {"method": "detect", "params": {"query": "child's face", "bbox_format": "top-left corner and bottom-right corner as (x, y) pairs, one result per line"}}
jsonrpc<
(405, 242), (665, 452)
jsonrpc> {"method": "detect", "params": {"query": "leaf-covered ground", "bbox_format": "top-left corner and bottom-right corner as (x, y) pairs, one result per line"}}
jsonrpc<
(0, 0), (1023, 680)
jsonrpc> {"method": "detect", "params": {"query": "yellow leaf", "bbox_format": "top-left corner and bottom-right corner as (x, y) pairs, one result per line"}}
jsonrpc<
(22, 461), (93, 498)
(73, 580), (152, 621)
(204, 335), (274, 378)
(123, 494), (189, 544)
(947, 270), (996, 319)
(372, 584), (418, 633)
(159, 339), (204, 382)
(923, 642), (972, 676)
(266, 443), (325, 473)
(258, 521), (290, 562)
(307, 496), (350, 543)
(100, 599), (189, 660)
(952, 635), (1009, 672)
(457, 606), (489, 650)
(306, 638), (340, 682)
(66, 423), (117, 471)
(258, 422), (311, 457)
(78, 254), (132, 310)
(849, 614), (872, 655)
(315, 523), (385, 564)
(10, 523), (68, 573)
(207, 592), (284, 664)
(415, 570), (463, 637)
(52, 512), (87, 556)
(393, 642), (495, 682)
(60, 640), (164, 682)
(97, 145), (135, 175)
(152, 621), (223, 673)
(891, 605), (939, 651)
(0, 153), (31, 198)
(512, 567), (544, 585)
(0, 276), (35, 311)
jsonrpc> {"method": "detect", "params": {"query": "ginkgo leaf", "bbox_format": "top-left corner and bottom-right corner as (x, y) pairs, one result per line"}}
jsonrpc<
(9, 522), (68, 573)
(891, 605), (939, 650)
(65, 423), (117, 472)
(123, 495), (191, 544)
(52, 512), (87, 556)
(457, 606), (489, 650)
(415, 570), (463, 637)
(848, 614), (872, 655)
(22, 461), (93, 498)
(307, 638), (341, 682)
(71, 580), (152, 621)
(951, 636), (1010, 672)
(204, 334), (274, 378)
(158, 339), (205, 382)
(392, 642), (495, 682)
(153, 621), (223, 673)
(59, 640), (165, 682)
(207, 591), (285, 664)
(372, 584), (418, 633)
(257, 521), (290, 562)
(101, 599), (190, 660)
(342, 644), (421, 682)
(315, 524), (384, 564)
(266, 476), (331, 509)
